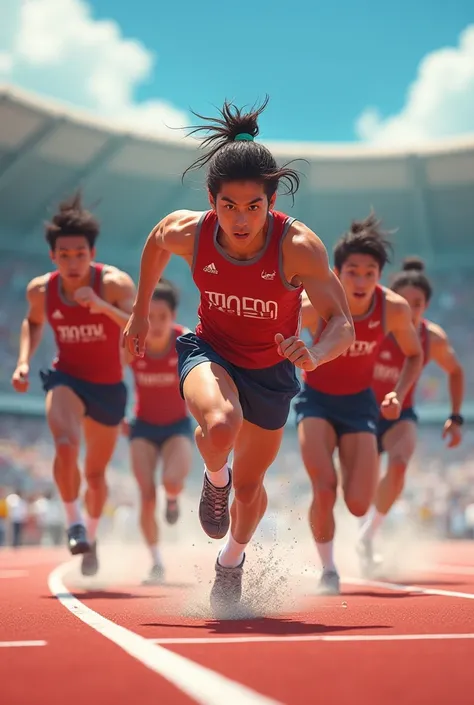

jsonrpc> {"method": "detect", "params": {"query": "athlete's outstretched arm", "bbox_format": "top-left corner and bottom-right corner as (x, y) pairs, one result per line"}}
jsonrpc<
(385, 293), (423, 404)
(428, 321), (464, 447)
(12, 276), (47, 392)
(124, 211), (196, 355)
(285, 225), (355, 366)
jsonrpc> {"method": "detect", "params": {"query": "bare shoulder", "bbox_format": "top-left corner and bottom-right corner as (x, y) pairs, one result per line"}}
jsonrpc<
(102, 265), (135, 289)
(282, 220), (329, 280)
(426, 319), (447, 342)
(383, 286), (411, 313)
(26, 273), (50, 300)
(155, 209), (206, 256)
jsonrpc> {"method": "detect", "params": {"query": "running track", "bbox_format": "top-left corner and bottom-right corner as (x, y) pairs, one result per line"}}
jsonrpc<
(2, 542), (474, 704)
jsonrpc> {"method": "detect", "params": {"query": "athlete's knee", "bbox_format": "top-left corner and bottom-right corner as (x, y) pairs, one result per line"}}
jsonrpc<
(387, 456), (409, 484)
(345, 493), (371, 518)
(53, 432), (80, 462)
(201, 408), (243, 450)
(311, 483), (337, 513)
(140, 490), (156, 508)
(85, 469), (107, 492)
(233, 479), (263, 506)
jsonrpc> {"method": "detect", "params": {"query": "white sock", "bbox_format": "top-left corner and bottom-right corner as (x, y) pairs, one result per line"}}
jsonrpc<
(149, 544), (162, 566)
(316, 540), (336, 572)
(86, 516), (100, 542)
(218, 534), (247, 568)
(64, 501), (83, 527)
(205, 463), (230, 488)
(359, 507), (385, 542)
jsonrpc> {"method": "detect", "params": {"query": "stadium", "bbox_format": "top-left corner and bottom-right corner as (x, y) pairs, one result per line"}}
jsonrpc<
(2, 81), (474, 704)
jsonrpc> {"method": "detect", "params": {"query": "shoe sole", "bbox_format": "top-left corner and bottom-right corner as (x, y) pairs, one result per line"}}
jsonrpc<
(69, 541), (90, 556)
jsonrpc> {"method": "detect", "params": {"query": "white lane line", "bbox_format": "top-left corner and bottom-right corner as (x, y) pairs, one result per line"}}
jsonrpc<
(148, 633), (474, 645)
(0, 570), (28, 578)
(48, 563), (282, 705)
(0, 641), (47, 648)
(345, 577), (474, 600)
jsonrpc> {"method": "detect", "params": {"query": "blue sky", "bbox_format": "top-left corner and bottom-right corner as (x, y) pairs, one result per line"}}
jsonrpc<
(1, 0), (474, 144)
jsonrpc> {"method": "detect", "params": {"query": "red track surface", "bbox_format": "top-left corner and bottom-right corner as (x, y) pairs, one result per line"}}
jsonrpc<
(3, 542), (474, 704)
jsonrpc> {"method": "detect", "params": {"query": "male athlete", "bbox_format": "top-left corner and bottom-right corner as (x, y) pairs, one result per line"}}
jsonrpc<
(11, 193), (135, 576)
(358, 257), (464, 571)
(123, 98), (355, 611)
(124, 279), (193, 584)
(295, 214), (423, 595)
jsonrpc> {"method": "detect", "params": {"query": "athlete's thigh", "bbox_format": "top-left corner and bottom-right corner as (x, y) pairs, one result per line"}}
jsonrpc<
(45, 385), (84, 440)
(338, 432), (378, 497)
(382, 420), (418, 464)
(161, 435), (193, 480)
(297, 418), (338, 488)
(130, 438), (160, 494)
(183, 362), (242, 425)
(82, 416), (120, 472)
(233, 420), (284, 483)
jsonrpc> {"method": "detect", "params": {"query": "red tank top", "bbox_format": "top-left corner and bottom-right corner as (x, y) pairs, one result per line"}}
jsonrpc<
(131, 324), (188, 425)
(372, 319), (430, 408)
(46, 263), (123, 384)
(192, 210), (302, 369)
(304, 285), (387, 395)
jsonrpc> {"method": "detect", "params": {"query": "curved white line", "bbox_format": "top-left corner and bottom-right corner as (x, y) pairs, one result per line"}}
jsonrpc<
(48, 562), (282, 705)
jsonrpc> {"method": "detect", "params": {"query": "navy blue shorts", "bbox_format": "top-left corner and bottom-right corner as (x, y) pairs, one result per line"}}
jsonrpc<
(40, 369), (127, 427)
(377, 407), (418, 454)
(176, 333), (300, 431)
(294, 383), (379, 437)
(129, 417), (193, 449)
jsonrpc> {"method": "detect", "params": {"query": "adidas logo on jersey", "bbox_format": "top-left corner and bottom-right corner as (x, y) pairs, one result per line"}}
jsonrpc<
(203, 262), (218, 274)
(51, 309), (64, 320)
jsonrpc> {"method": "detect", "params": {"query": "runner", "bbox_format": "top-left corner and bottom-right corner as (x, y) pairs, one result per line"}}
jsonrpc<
(123, 98), (354, 611)
(295, 214), (423, 594)
(125, 279), (193, 584)
(11, 193), (135, 575)
(358, 257), (464, 572)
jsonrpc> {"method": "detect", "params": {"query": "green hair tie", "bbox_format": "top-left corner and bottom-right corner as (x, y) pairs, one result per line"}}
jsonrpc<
(234, 133), (254, 142)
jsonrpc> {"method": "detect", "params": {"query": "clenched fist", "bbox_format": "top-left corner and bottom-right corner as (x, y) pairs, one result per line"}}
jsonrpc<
(275, 333), (319, 371)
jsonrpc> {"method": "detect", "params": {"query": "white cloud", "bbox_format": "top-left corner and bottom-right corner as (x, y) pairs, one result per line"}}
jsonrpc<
(356, 25), (474, 146)
(0, 0), (188, 135)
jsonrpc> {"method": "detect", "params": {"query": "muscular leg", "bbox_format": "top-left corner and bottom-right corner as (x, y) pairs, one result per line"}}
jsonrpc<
(83, 417), (119, 531)
(360, 421), (417, 546)
(161, 435), (193, 524)
(183, 362), (242, 474)
(183, 362), (242, 539)
(298, 418), (338, 574)
(130, 437), (160, 550)
(45, 386), (86, 553)
(218, 420), (283, 565)
(80, 417), (119, 576)
(338, 432), (379, 518)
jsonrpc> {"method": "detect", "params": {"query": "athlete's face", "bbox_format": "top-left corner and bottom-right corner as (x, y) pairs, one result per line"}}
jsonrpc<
(394, 284), (427, 327)
(336, 253), (381, 311)
(147, 299), (175, 343)
(50, 236), (95, 284)
(210, 181), (276, 257)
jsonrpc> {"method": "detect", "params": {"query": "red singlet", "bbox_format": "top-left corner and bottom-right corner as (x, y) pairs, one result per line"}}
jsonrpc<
(46, 263), (123, 384)
(372, 319), (430, 407)
(304, 285), (387, 395)
(131, 324), (188, 425)
(192, 210), (302, 369)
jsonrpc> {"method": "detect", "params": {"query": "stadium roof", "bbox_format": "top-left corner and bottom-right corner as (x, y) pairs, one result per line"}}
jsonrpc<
(1, 83), (473, 268)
